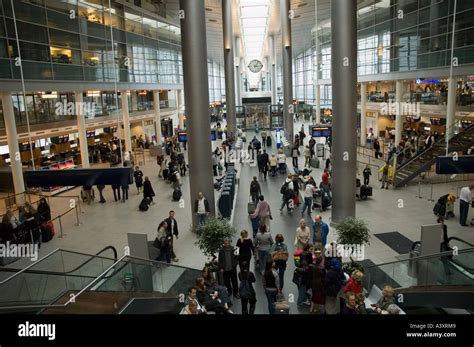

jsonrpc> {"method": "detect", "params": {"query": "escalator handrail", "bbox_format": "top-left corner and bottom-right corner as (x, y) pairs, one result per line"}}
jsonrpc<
(410, 237), (474, 251)
(363, 247), (473, 270)
(0, 246), (118, 284)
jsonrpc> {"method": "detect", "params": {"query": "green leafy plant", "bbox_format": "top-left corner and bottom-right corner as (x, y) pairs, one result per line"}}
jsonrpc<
(335, 217), (370, 266)
(195, 217), (237, 262)
(335, 217), (370, 246)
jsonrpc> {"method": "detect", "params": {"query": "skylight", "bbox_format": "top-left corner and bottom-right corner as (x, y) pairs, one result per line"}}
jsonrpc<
(239, 0), (271, 87)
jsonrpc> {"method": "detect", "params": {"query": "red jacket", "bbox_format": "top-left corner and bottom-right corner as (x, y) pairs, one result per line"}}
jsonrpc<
(343, 277), (362, 295)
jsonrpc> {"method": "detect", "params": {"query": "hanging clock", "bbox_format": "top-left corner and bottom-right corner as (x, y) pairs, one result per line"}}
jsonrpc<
(248, 59), (263, 73)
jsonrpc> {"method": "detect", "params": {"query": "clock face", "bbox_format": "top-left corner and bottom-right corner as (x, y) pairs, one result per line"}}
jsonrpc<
(248, 59), (263, 73)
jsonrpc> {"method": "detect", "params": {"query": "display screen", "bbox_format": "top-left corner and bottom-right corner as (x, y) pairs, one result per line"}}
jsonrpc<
(311, 127), (332, 138)
(178, 132), (188, 142)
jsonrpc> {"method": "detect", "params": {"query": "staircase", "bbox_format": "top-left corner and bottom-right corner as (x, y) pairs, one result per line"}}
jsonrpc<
(393, 124), (474, 188)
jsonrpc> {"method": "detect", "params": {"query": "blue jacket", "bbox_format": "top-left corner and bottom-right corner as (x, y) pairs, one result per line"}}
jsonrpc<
(312, 222), (329, 247)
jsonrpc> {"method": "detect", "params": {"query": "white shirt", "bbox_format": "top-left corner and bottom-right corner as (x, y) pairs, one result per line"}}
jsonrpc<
(303, 184), (316, 198)
(197, 199), (206, 214)
(460, 187), (472, 203)
(278, 154), (286, 164)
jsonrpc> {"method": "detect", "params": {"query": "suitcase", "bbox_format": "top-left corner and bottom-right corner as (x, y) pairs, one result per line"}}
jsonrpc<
(360, 185), (372, 200)
(139, 198), (150, 211)
(310, 158), (319, 168)
(274, 294), (289, 315)
(248, 196), (256, 214)
(172, 188), (182, 201)
(278, 163), (287, 174)
(41, 221), (55, 243)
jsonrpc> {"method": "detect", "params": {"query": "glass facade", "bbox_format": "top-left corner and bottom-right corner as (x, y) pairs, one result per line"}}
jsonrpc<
(294, 0), (474, 105)
(0, 0), (183, 83)
(208, 59), (226, 104)
(316, 0), (474, 79)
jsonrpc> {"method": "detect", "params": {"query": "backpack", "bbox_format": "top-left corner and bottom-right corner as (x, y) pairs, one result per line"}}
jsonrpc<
(293, 249), (303, 267)
(280, 182), (289, 195)
(239, 279), (254, 300)
(250, 181), (260, 193)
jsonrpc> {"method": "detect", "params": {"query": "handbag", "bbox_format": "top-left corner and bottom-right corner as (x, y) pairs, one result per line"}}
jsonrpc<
(292, 270), (303, 286)
(153, 237), (162, 249)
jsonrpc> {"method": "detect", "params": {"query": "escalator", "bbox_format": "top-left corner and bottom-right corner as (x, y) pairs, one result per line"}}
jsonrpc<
(0, 248), (200, 314)
(393, 123), (474, 188)
(361, 238), (474, 313)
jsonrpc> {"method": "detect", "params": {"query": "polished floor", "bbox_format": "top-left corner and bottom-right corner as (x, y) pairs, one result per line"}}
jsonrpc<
(2, 123), (474, 314)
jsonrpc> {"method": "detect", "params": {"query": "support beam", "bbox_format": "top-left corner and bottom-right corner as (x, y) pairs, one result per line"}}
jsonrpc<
(281, 0), (294, 143)
(315, 84), (321, 124)
(153, 90), (162, 144)
(360, 83), (367, 146)
(1, 92), (25, 206)
(176, 89), (185, 130)
(75, 91), (90, 168)
(121, 91), (132, 153)
(234, 37), (242, 107)
(180, 0), (216, 228)
(446, 76), (457, 145)
(395, 80), (404, 147)
(330, 0), (357, 224)
(222, 0), (236, 136)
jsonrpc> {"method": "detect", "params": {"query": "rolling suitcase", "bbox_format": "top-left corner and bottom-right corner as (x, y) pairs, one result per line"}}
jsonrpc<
(172, 188), (182, 201)
(274, 294), (289, 314)
(41, 221), (55, 243)
(310, 158), (319, 168)
(360, 185), (372, 200)
(248, 196), (256, 214)
(139, 198), (150, 211)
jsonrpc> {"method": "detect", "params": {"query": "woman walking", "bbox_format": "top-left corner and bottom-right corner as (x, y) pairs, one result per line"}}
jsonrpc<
(143, 176), (156, 205)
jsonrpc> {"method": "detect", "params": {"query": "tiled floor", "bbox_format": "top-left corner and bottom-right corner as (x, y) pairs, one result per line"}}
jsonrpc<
(2, 122), (474, 314)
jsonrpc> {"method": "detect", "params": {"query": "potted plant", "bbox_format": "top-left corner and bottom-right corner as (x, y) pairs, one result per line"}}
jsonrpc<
(195, 217), (237, 273)
(334, 217), (370, 274)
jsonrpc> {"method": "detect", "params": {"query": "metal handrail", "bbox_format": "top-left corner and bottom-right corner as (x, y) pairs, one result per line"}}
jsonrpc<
(0, 246), (118, 278)
(364, 247), (473, 270)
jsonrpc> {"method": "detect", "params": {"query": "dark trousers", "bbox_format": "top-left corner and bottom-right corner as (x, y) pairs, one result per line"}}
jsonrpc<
(239, 255), (252, 271)
(251, 192), (259, 205)
(112, 187), (121, 201)
(460, 200), (469, 225)
(241, 297), (257, 314)
(363, 176), (370, 186)
(223, 269), (238, 297)
(98, 189), (106, 203)
(121, 187), (129, 201)
(213, 165), (218, 176)
(292, 157), (298, 168)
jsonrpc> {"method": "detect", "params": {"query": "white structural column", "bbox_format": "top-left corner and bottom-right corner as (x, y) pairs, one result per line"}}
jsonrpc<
(1, 92), (25, 205)
(446, 76), (457, 144)
(315, 84), (321, 124)
(234, 37), (242, 107)
(395, 80), (404, 146)
(360, 82), (367, 146)
(176, 89), (185, 130)
(75, 91), (90, 168)
(270, 35), (277, 105)
(121, 90), (132, 153)
(153, 90), (162, 144)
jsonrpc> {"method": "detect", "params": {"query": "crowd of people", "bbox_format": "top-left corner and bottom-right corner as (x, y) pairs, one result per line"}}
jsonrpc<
(0, 199), (52, 249)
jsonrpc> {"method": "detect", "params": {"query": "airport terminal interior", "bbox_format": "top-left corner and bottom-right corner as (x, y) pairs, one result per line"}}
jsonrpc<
(0, 0), (473, 316)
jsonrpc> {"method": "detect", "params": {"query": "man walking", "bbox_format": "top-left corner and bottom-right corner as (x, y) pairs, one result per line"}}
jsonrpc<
(312, 215), (329, 249)
(249, 177), (261, 205)
(164, 210), (179, 262)
(459, 185), (473, 226)
(194, 192), (210, 226)
(218, 239), (239, 299)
